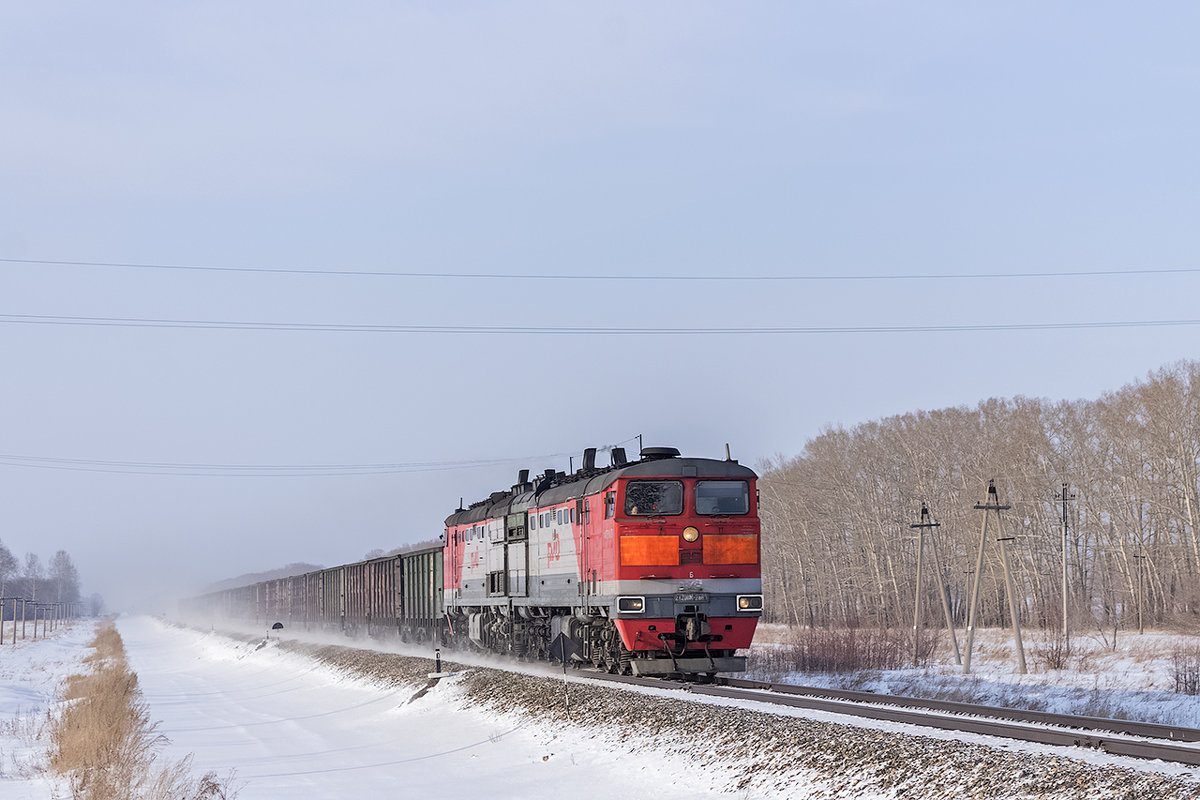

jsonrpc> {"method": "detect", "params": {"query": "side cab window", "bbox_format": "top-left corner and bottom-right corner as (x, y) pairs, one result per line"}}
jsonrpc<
(604, 491), (615, 519)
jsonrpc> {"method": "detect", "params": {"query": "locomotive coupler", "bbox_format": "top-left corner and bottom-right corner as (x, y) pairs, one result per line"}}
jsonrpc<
(680, 614), (711, 642)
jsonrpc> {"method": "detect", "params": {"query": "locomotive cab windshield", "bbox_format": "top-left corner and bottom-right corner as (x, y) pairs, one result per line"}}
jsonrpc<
(695, 480), (750, 515)
(624, 480), (683, 516)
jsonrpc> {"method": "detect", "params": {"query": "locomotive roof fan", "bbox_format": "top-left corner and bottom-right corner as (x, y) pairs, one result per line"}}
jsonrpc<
(641, 446), (680, 460)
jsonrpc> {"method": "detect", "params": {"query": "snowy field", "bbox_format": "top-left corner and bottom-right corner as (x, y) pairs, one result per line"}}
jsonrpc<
(4, 617), (1200, 799)
(749, 623), (1200, 728)
(116, 617), (739, 798)
(0, 622), (88, 798)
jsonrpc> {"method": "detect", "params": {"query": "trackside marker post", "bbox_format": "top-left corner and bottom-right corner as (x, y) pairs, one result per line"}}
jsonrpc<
(550, 632), (578, 721)
(428, 647), (453, 679)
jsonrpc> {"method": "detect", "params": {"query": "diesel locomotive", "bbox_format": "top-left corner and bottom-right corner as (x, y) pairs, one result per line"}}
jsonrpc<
(182, 446), (763, 676)
(445, 446), (762, 675)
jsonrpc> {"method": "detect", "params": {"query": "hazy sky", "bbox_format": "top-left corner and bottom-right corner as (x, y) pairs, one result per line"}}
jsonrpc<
(2, 3), (1198, 610)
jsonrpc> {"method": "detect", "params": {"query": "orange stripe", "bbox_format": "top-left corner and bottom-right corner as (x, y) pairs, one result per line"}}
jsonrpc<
(619, 536), (680, 566)
(704, 535), (758, 565)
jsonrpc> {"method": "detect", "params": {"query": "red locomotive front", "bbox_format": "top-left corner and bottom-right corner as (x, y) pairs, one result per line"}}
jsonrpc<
(443, 445), (763, 676)
(603, 471), (761, 672)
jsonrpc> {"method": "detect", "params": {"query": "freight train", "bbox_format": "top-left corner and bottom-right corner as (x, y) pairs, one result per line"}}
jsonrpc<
(183, 446), (763, 676)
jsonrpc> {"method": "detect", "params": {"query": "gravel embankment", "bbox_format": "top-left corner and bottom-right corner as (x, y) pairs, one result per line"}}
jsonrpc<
(276, 640), (1199, 800)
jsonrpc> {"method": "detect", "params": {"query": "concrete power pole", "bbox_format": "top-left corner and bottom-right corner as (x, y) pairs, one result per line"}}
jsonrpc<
(911, 503), (961, 666)
(911, 507), (929, 667)
(964, 480), (1027, 675)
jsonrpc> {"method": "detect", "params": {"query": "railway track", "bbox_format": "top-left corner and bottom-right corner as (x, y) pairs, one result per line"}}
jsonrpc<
(199, 621), (1200, 769)
(587, 672), (1200, 767)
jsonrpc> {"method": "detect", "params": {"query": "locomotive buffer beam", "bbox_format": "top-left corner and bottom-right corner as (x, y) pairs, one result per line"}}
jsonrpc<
(631, 656), (746, 676)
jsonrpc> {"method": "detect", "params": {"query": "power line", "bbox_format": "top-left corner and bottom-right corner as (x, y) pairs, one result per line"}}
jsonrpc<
(1, 312), (1199, 335)
(4, 256), (1200, 282)
(0, 440), (638, 477)
(0, 453), (561, 472)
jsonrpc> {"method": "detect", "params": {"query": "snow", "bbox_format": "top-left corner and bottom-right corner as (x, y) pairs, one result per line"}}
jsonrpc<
(0, 621), (91, 799)
(3, 616), (1198, 799)
(159, 623), (1200, 777)
(748, 624), (1200, 729)
(116, 616), (736, 798)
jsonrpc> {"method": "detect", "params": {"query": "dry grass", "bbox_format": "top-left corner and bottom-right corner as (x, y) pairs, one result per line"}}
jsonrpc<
(50, 621), (237, 800)
(1171, 646), (1200, 695)
(1030, 629), (1072, 671)
(748, 625), (916, 677)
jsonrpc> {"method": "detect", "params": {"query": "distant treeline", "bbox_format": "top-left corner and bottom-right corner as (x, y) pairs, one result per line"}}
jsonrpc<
(759, 360), (1200, 633)
(0, 542), (88, 607)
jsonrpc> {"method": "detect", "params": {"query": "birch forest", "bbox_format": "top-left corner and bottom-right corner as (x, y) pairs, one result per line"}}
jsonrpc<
(758, 360), (1200, 634)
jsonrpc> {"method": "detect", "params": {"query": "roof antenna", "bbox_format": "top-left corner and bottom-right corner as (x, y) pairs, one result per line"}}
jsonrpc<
(725, 443), (732, 461)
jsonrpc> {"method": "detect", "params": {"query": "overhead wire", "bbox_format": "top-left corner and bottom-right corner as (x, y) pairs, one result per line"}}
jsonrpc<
(4, 256), (1200, 282)
(0, 437), (641, 477)
(1, 312), (1199, 335)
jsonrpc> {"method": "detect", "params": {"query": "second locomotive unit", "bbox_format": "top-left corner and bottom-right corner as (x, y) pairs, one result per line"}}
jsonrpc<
(443, 446), (763, 675)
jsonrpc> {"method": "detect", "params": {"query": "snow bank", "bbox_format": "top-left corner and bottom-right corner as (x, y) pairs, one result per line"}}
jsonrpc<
(127, 617), (1199, 799)
(749, 625), (1200, 727)
(0, 621), (94, 799)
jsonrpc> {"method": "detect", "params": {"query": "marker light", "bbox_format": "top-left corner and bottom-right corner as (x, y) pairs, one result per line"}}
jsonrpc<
(682, 526), (700, 542)
(737, 594), (763, 611)
(617, 596), (645, 613)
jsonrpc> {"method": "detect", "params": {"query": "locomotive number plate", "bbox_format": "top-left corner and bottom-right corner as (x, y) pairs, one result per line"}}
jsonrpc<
(673, 592), (710, 604)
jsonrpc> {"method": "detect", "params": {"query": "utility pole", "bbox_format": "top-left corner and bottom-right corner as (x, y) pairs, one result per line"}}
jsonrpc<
(996, 525), (1028, 675)
(1056, 482), (1075, 650)
(964, 480), (1027, 675)
(963, 483), (992, 675)
(927, 519), (962, 665)
(911, 503), (961, 666)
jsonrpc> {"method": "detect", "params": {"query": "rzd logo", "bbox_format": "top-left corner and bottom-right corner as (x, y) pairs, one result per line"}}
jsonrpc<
(547, 531), (561, 563)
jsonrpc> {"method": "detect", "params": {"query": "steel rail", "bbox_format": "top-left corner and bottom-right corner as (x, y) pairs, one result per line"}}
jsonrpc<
(719, 678), (1200, 743)
(586, 673), (1200, 766)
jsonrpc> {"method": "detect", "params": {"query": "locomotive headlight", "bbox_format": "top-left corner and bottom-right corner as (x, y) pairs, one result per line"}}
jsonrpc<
(682, 526), (700, 543)
(617, 596), (645, 613)
(737, 594), (763, 611)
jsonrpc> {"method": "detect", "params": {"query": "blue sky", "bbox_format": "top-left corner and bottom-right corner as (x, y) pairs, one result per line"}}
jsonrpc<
(1, 3), (1198, 609)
